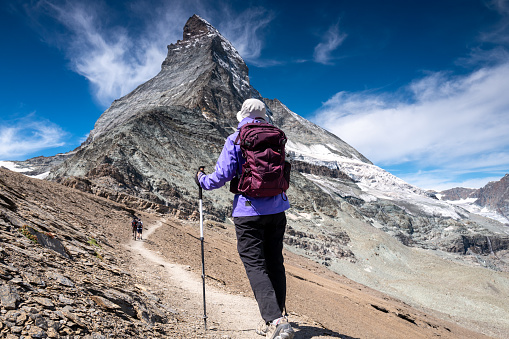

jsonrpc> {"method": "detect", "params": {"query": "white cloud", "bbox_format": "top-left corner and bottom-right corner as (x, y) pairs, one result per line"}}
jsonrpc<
(33, 0), (186, 107)
(311, 62), (509, 187)
(27, 0), (274, 106)
(0, 116), (66, 159)
(313, 23), (347, 65)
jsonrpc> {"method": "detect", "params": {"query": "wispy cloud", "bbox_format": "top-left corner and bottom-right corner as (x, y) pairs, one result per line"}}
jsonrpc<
(212, 6), (274, 66)
(0, 115), (66, 159)
(481, 0), (509, 43)
(490, 0), (509, 14)
(27, 0), (186, 107)
(313, 23), (347, 65)
(311, 62), (509, 189)
(24, 0), (274, 106)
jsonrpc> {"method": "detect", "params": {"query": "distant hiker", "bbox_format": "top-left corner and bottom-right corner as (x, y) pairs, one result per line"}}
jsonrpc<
(131, 217), (138, 240)
(196, 98), (293, 339)
(137, 219), (144, 240)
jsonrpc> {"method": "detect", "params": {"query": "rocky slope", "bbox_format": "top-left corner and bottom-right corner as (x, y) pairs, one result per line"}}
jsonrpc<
(0, 168), (502, 338)
(0, 168), (181, 338)
(9, 14), (509, 337)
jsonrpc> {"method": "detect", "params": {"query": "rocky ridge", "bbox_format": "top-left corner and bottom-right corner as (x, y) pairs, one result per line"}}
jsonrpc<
(0, 168), (185, 338)
(438, 174), (509, 224)
(437, 187), (479, 201)
(477, 174), (509, 220)
(86, 14), (254, 143)
(0, 154), (74, 179)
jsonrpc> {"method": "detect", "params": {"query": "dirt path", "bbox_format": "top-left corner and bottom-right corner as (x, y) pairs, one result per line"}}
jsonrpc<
(127, 218), (339, 338)
(128, 219), (273, 338)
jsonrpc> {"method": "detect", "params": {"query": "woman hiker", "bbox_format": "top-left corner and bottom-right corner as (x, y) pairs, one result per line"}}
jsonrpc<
(195, 98), (294, 339)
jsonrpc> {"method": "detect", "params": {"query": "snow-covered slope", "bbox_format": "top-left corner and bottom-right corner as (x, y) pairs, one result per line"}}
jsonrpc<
(286, 140), (469, 220)
(443, 197), (509, 225)
(0, 161), (33, 173)
(0, 161), (51, 180)
(263, 98), (473, 223)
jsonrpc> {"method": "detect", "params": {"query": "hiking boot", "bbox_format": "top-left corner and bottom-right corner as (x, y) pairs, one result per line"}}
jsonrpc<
(256, 320), (268, 336)
(265, 318), (294, 339)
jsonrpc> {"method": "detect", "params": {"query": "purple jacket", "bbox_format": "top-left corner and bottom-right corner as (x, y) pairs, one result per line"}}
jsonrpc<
(199, 117), (290, 217)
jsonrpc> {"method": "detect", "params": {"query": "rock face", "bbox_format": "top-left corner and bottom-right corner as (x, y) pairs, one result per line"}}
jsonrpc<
(42, 15), (509, 275)
(438, 174), (509, 222)
(87, 14), (253, 143)
(437, 187), (478, 201)
(476, 174), (509, 220)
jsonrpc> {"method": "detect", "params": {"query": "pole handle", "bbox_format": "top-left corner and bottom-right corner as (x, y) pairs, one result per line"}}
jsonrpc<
(197, 166), (205, 200)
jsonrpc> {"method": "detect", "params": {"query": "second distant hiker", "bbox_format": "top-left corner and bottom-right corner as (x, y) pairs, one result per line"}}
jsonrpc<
(136, 218), (144, 240)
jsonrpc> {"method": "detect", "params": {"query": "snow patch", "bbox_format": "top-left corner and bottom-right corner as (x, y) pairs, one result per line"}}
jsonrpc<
(0, 161), (32, 173)
(30, 171), (50, 180)
(448, 199), (509, 224)
(298, 212), (313, 220)
(445, 197), (477, 205)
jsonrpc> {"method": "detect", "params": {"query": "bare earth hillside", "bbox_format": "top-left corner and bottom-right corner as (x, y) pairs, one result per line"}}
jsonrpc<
(0, 168), (497, 338)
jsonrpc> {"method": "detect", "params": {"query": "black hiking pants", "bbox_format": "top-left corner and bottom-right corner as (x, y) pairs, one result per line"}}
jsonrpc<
(234, 212), (287, 323)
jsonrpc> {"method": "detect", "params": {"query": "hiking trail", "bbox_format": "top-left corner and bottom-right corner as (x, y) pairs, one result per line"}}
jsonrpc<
(127, 218), (338, 338)
(129, 218), (267, 338)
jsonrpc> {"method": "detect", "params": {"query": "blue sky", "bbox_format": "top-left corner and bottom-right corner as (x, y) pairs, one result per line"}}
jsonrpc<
(1, 0), (508, 191)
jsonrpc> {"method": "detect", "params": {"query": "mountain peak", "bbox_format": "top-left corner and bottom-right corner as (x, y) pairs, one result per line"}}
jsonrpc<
(182, 15), (217, 41)
(85, 13), (251, 142)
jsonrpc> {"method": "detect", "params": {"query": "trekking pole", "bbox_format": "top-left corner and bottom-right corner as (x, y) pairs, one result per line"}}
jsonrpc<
(198, 166), (207, 330)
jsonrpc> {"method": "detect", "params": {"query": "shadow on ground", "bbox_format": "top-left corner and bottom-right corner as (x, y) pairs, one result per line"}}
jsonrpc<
(138, 239), (156, 246)
(292, 323), (359, 339)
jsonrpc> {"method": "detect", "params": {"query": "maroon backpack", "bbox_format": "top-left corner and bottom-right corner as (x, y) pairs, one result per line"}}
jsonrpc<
(231, 119), (291, 198)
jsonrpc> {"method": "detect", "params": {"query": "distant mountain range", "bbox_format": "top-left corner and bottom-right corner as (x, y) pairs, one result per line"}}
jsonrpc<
(435, 174), (509, 224)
